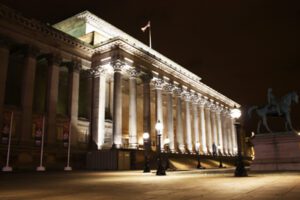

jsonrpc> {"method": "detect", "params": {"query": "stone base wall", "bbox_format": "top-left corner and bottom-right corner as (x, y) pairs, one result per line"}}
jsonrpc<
(250, 132), (300, 171)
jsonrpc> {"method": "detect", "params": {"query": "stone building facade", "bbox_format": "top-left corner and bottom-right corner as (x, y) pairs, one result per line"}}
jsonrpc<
(0, 4), (240, 168)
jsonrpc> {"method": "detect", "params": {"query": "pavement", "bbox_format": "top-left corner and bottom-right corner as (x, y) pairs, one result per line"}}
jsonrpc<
(1, 169), (300, 200)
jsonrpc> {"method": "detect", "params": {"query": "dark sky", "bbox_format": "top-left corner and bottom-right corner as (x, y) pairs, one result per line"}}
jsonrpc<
(1, 0), (300, 133)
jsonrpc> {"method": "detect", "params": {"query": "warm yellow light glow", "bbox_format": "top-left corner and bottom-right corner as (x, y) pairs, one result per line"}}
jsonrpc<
(230, 107), (241, 119)
(164, 138), (170, 144)
(298, 132), (300, 136)
(143, 132), (149, 140)
(155, 120), (163, 132)
(196, 142), (200, 149)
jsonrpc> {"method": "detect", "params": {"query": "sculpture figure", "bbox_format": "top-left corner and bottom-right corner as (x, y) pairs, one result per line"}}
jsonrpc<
(248, 90), (298, 133)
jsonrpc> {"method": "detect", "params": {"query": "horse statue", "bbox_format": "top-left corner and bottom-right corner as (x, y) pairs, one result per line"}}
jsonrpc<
(248, 90), (298, 134)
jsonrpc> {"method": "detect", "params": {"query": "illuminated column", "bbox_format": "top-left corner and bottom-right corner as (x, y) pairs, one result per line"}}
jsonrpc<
(221, 109), (228, 155)
(92, 66), (107, 149)
(199, 98), (207, 154)
(111, 59), (124, 148)
(164, 83), (175, 152)
(0, 38), (10, 130)
(175, 88), (184, 153)
(192, 94), (200, 152)
(210, 103), (218, 152)
(216, 105), (223, 155)
(142, 74), (152, 146)
(20, 46), (39, 144)
(68, 61), (81, 146)
(226, 111), (233, 155)
(204, 101), (213, 154)
(153, 78), (164, 150)
(183, 92), (192, 152)
(46, 54), (61, 144)
(231, 116), (238, 155)
(128, 68), (138, 149)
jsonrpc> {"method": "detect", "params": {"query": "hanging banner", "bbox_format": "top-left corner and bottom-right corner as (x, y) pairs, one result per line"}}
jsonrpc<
(63, 121), (70, 148)
(33, 115), (43, 146)
(1, 111), (12, 144)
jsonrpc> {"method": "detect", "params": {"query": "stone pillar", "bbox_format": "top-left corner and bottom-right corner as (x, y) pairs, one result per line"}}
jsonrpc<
(226, 112), (233, 155)
(164, 84), (175, 152)
(128, 68), (138, 149)
(231, 117), (238, 155)
(183, 92), (193, 153)
(0, 38), (10, 129)
(46, 54), (61, 144)
(68, 61), (81, 146)
(221, 110), (228, 155)
(199, 98), (207, 154)
(216, 105), (223, 155)
(92, 66), (107, 149)
(204, 102), (213, 154)
(20, 46), (39, 144)
(153, 78), (164, 150)
(142, 74), (152, 145)
(111, 59), (124, 148)
(175, 88), (184, 153)
(210, 104), (218, 153)
(192, 95), (200, 152)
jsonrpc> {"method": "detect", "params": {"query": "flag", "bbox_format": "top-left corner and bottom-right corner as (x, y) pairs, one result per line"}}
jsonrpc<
(141, 21), (151, 32)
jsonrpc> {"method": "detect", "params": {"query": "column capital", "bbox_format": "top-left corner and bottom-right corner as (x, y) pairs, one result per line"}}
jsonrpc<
(25, 45), (39, 58)
(182, 91), (192, 102)
(46, 54), (62, 66)
(92, 65), (107, 77)
(174, 87), (183, 97)
(140, 73), (153, 83)
(152, 78), (164, 90)
(128, 68), (139, 79)
(111, 59), (125, 72)
(163, 83), (175, 94)
(64, 60), (81, 73)
(199, 97), (208, 107)
(191, 94), (201, 104)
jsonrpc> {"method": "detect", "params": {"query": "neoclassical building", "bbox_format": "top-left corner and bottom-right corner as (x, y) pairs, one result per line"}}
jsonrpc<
(0, 4), (240, 168)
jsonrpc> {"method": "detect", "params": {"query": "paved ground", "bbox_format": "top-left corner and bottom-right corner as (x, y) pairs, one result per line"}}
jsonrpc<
(1, 169), (300, 200)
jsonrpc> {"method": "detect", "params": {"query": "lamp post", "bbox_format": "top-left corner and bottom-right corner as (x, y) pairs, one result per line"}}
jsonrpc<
(218, 145), (225, 168)
(143, 132), (150, 173)
(155, 120), (166, 176)
(230, 107), (247, 177)
(196, 142), (205, 169)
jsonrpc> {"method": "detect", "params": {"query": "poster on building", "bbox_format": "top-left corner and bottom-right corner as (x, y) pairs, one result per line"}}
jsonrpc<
(32, 115), (44, 146)
(63, 121), (70, 148)
(1, 111), (12, 144)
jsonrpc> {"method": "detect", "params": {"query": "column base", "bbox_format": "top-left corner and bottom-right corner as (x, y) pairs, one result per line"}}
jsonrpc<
(36, 166), (46, 171)
(128, 143), (138, 149)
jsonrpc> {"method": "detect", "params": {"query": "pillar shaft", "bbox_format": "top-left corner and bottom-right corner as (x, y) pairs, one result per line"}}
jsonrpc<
(46, 55), (61, 144)
(231, 117), (238, 155)
(167, 92), (174, 152)
(205, 107), (212, 154)
(176, 94), (184, 152)
(185, 99), (192, 152)
(0, 42), (10, 130)
(142, 75), (151, 144)
(199, 104), (207, 154)
(20, 47), (38, 143)
(128, 71), (137, 149)
(68, 62), (80, 146)
(112, 61), (123, 148)
(216, 111), (223, 154)
(192, 103), (199, 152)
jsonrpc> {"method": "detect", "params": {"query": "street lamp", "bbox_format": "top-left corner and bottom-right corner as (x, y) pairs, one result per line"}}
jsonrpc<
(196, 142), (205, 169)
(218, 145), (225, 168)
(143, 132), (150, 173)
(155, 120), (166, 176)
(230, 106), (247, 177)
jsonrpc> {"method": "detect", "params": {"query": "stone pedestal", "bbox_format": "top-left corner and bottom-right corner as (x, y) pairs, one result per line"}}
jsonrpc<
(250, 132), (300, 171)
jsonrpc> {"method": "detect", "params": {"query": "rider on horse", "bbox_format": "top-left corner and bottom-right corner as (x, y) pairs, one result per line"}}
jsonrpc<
(267, 88), (281, 115)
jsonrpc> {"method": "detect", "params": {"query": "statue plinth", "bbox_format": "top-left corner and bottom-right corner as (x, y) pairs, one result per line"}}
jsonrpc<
(251, 132), (300, 171)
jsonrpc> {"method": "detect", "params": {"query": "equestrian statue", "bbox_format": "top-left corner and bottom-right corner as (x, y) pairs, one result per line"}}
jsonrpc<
(248, 88), (298, 134)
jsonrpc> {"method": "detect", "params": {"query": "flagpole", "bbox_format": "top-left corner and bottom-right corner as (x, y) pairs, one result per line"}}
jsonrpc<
(64, 120), (72, 171)
(2, 111), (13, 172)
(149, 22), (152, 48)
(37, 115), (46, 171)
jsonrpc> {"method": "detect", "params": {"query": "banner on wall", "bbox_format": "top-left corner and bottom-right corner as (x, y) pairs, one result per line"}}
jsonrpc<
(63, 121), (70, 148)
(1, 111), (12, 144)
(33, 116), (44, 146)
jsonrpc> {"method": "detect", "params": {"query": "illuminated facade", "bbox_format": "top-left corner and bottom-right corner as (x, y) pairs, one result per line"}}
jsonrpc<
(0, 4), (240, 168)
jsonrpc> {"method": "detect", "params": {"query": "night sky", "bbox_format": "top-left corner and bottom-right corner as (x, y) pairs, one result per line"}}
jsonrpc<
(1, 0), (300, 134)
